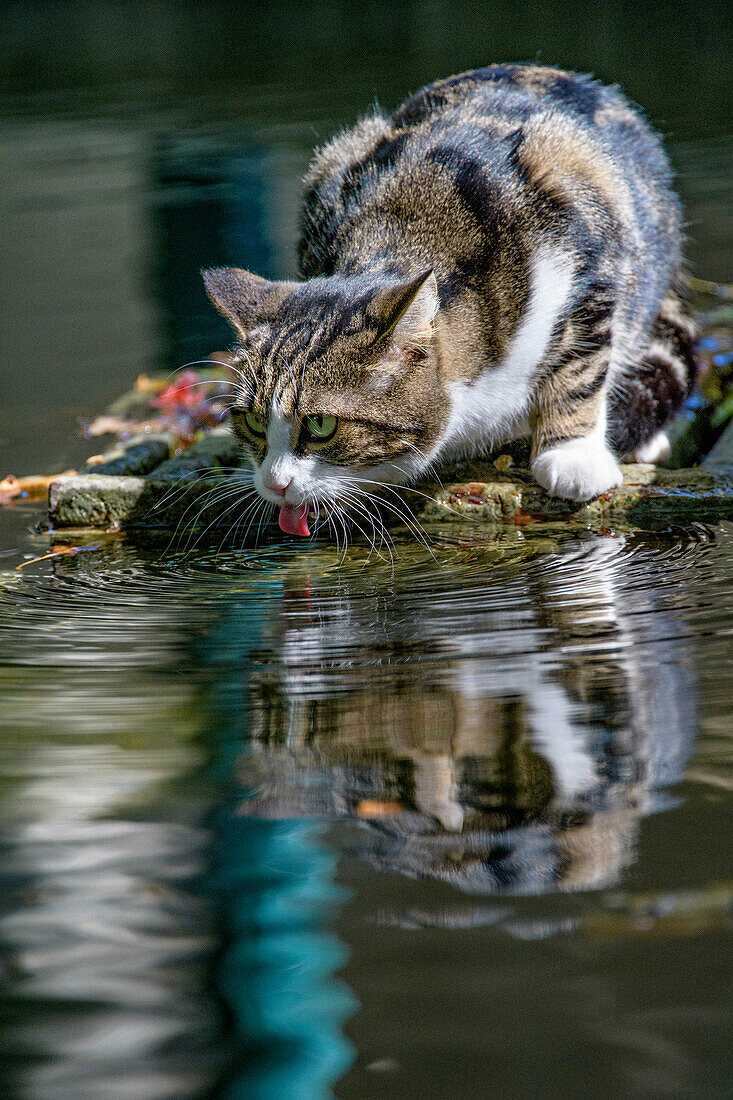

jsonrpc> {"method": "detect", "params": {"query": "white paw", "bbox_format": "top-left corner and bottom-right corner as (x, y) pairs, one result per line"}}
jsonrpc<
(629, 431), (671, 464)
(532, 439), (623, 501)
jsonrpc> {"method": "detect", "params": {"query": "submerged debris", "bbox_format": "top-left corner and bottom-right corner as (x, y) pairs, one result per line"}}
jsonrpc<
(15, 544), (95, 571)
(0, 470), (77, 504)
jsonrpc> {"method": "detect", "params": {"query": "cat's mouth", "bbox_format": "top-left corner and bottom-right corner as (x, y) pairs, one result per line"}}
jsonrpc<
(277, 501), (311, 538)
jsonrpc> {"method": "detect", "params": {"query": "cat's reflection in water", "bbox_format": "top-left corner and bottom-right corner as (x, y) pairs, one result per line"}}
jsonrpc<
(237, 535), (696, 895)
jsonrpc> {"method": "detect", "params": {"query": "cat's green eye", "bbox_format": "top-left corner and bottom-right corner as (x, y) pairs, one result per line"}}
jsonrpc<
(304, 414), (338, 442)
(244, 410), (267, 437)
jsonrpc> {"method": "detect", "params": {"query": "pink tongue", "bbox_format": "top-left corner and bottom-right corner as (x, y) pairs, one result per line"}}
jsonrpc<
(278, 502), (311, 538)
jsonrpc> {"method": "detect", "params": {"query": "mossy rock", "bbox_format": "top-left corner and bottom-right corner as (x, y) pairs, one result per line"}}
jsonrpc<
(417, 461), (733, 532)
(48, 444), (733, 541)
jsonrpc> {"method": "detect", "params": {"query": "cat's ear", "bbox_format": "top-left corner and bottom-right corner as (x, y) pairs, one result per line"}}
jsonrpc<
(202, 267), (276, 333)
(371, 270), (439, 348)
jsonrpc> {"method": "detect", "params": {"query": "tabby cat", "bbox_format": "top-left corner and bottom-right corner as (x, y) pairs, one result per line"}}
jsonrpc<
(204, 64), (697, 537)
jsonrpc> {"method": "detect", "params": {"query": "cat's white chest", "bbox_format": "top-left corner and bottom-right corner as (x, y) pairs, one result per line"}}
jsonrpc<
(441, 371), (530, 457)
(438, 243), (575, 459)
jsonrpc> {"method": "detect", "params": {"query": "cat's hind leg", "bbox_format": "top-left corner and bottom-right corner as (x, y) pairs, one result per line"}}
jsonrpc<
(630, 431), (672, 464)
(608, 285), (698, 461)
(530, 290), (622, 502)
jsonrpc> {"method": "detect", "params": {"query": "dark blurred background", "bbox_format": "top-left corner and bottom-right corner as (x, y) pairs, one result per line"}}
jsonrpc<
(1, 0), (731, 473)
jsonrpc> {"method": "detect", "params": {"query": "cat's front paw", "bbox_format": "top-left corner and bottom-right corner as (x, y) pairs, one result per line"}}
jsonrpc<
(532, 439), (623, 501)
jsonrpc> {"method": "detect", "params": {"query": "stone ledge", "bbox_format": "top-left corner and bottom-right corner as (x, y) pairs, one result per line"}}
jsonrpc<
(418, 462), (733, 530)
(49, 474), (149, 528)
(48, 455), (733, 540)
(85, 431), (176, 476)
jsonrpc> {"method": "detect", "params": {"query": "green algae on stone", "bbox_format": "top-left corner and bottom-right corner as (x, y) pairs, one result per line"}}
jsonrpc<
(50, 428), (247, 531)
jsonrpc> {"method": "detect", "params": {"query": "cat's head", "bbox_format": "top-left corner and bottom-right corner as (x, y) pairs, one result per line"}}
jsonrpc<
(202, 266), (445, 535)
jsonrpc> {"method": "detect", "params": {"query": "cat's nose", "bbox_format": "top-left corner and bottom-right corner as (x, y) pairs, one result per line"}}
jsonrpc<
(263, 475), (291, 497)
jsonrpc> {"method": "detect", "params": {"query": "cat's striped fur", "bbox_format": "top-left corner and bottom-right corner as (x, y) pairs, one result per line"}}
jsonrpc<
(204, 64), (697, 525)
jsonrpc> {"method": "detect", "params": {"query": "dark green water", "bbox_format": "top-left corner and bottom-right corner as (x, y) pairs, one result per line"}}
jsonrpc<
(0, 4), (731, 1098)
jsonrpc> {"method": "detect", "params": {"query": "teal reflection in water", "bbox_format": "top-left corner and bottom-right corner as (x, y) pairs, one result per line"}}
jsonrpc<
(204, 591), (356, 1099)
(0, 547), (358, 1099)
(212, 816), (355, 1100)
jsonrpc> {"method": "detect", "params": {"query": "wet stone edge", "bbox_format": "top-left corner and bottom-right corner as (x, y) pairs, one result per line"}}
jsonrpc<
(46, 425), (733, 541)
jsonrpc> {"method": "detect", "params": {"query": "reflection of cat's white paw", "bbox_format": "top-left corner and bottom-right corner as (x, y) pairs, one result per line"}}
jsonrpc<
(532, 439), (623, 501)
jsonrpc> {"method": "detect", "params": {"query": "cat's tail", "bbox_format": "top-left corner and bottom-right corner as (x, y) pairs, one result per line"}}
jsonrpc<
(607, 284), (699, 460)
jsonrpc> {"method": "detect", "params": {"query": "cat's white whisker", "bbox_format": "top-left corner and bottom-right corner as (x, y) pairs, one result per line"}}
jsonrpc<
(147, 467), (251, 517)
(340, 504), (379, 560)
(338, 480), (427, 563)
(173, 482), (258, 554)
(158, 474), (254, 527)
(339, 489), (388, 563)
(332, 504), (351, 563)
(236, 495), (270, 549)
(235, 494), (273, 551)
(185, 484), (259, 552)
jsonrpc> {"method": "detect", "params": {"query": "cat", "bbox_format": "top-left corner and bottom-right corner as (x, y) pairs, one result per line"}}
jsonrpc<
(203, 63), (697, 538)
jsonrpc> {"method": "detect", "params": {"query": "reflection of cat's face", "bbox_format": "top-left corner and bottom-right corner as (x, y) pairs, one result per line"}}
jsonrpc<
(204, 266), (446, 530)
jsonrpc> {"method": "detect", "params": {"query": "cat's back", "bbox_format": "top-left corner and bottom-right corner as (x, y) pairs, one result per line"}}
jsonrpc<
(394, 62), (653, 148)
(396, 63), (677, 225)
(300, 63), (680, 294)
